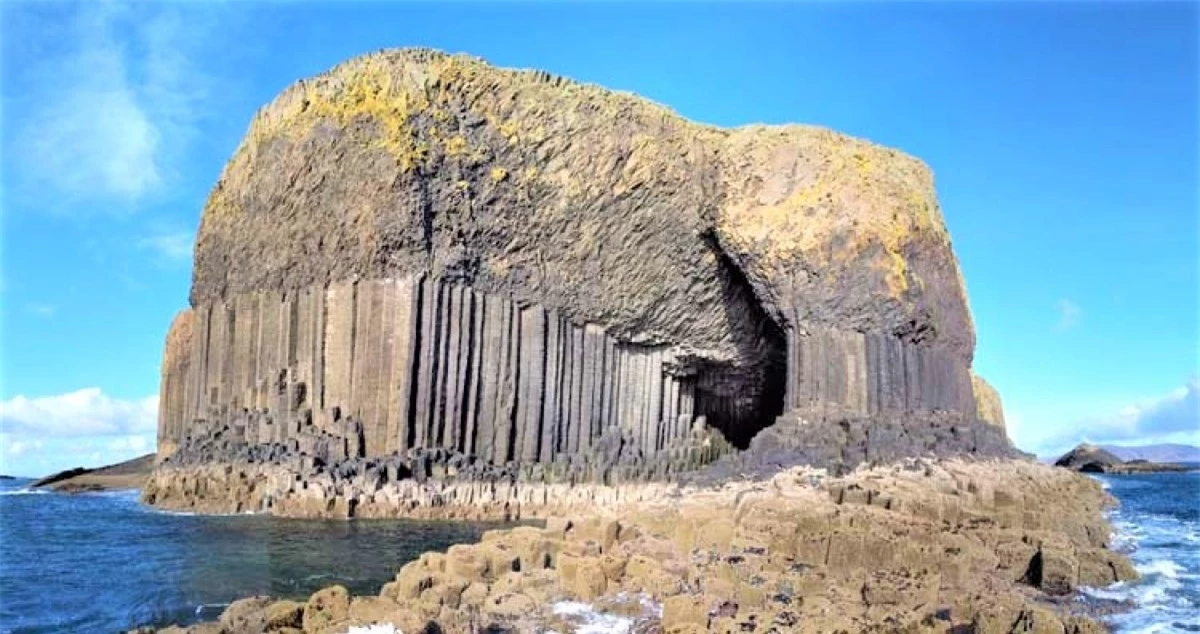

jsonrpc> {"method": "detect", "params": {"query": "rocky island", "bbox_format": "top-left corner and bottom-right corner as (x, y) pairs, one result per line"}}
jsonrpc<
(1055, 443), (1193, 474)
(138, 49), (1136, 633)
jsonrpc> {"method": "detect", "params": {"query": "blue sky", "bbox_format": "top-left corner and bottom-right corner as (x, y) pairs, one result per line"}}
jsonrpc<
(1, 1), (1196, 476)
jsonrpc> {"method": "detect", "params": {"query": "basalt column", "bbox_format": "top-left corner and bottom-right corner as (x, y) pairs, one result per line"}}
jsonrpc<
(159, 276), (762, 464)
(780, 325), (975, 419)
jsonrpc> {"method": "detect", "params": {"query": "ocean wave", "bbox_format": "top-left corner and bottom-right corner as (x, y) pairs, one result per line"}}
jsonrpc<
(0, 488), (47, 496)
(551, 601), (636, 634)
(1093, 477), (1200, 633)
(193, 602), (229, 617)
(1138, 559), (1185, 580)
(342, 625), (400, 634)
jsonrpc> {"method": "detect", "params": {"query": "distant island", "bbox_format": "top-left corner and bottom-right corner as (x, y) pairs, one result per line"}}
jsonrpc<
(1100, 442), (1200, 463)
(1055, 443), (1194, 474)
(29, 454), (155, 493)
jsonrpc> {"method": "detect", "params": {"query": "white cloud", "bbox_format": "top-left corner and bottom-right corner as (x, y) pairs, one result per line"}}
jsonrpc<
(107, 435), (150, 453)
(138, 230), (194, 263)
(1019, 378), (1200, 456)
(1056, 299), (1081, 331)
(6, 439), (44, 457)
(10, 2), (215, 208)
(0, 388), (158, 437)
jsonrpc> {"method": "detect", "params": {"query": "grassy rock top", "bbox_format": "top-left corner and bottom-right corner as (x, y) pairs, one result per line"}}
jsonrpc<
(193, 48), (973, 361)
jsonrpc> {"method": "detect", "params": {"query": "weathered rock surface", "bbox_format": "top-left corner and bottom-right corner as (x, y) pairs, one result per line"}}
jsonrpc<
(1055, 443), (1192, 474)
(141, 460), (1135, 633)
(972, 373), (1006, 428)
(155, 47), (1013, 478)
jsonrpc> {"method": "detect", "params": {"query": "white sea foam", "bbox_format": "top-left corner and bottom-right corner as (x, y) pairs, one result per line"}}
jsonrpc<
(342, 624), (401, 634)
(0, 488), (47, 496)
(1086, 475), (1200, 633)
(1137, 559), (1184, 580)
(552, 601), (636, 634)
(194, 602), (229, 616)
(548, 593), (661, 634)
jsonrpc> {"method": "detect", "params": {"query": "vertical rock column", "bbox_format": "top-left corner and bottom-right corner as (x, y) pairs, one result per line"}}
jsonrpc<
(784, 325), (976, 419)
(164, 277), (717, 465)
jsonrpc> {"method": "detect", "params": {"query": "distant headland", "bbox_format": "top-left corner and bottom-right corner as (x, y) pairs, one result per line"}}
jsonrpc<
(1055, 443), (1194, 474)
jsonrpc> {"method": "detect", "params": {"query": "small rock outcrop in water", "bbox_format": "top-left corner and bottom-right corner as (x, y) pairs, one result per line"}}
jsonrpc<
(1055, 443), (1191, 473)
(151, 48), (1017, 492)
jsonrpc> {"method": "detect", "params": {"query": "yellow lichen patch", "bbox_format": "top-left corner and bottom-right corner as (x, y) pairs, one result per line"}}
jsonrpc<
(445, 135), (469, 157)
(486, 256), (512, 279)
(717, 128), (952, 300)
(199, 182), (242, 227)
(971, 374), (1006, 429)
(490, 167), (509, 183)
(238, 56), (436, 173)
(498, 120), (520, 143)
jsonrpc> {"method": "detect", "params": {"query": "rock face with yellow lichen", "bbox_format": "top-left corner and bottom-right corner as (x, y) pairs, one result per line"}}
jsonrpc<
(155, 48), (1013, 483)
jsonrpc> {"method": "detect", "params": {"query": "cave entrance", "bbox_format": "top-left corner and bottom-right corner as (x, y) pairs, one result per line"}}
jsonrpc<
(693, 233), (788, 450)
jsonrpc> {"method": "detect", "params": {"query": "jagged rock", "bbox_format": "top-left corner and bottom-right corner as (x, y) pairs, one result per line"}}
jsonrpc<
(301, 585), (350, 633)
(263, 600), (304, 630)
(218, 596), (271, 634)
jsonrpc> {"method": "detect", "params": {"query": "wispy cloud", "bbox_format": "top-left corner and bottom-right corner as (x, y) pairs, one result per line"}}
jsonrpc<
(6, 439), (44, 457)
(1018, 378), (1200, 456)
(1056, 299), (1082, 331)
(24, 303), (56, 319)
(138, 230), (194, 263)
(8, 2), (218, 210)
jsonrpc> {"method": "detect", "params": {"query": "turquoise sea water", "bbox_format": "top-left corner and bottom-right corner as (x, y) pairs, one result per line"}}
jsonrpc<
(0, 479), (518, 633)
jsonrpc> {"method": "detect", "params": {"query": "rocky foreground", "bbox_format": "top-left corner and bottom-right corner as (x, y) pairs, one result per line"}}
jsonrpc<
(140, 459), (1135, 634)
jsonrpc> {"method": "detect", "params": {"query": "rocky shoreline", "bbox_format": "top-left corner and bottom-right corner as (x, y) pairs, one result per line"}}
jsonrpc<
(141, 408), (1019, 521)
(138, 458), (1136, 634)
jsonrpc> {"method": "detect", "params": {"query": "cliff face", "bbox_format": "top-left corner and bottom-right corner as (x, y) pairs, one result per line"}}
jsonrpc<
(972, 373), (1006, 428)
(157, 309), (193, 460)
(158, 48), (1009, 471)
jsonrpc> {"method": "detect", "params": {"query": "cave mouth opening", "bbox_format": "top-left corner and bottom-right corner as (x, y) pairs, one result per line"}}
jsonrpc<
(694, 232), (789, 451)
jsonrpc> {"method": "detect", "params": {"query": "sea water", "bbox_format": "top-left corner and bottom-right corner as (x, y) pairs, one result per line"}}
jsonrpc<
(0, 478), (521, 633)
(1084, 469), (1200, 633)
